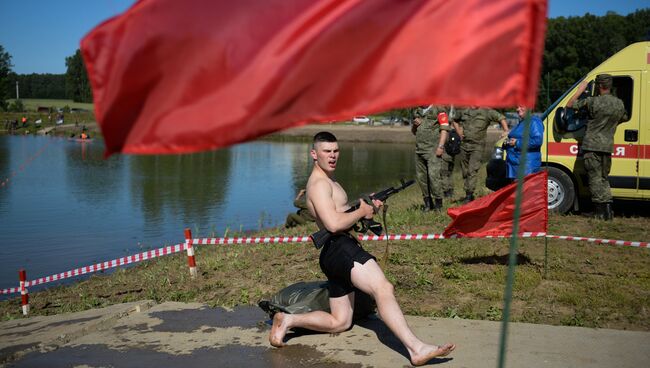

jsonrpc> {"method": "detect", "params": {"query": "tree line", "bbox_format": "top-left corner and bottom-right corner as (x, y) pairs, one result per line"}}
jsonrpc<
(0, 47), (92, 109)
(7, 73), (66, 100)
(1, 8), (649, 112)
(536, 8), (650, 111)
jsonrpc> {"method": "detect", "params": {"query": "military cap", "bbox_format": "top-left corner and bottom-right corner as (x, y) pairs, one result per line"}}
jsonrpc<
(595, 74), (613, 89)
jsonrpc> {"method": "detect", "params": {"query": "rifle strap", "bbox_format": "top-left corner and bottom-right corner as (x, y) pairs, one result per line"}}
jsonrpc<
(380, 204), (390, 269)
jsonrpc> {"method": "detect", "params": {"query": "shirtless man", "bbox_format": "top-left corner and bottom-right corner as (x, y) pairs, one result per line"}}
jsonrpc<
(270, 131), (455, 366)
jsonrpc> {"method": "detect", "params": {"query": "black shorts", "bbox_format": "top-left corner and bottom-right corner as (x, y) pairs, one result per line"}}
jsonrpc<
(319, 233), (376, 298)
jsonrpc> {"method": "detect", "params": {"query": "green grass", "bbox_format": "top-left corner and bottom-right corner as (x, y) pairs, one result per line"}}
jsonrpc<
(1, 99), (97, 136)
(1, 179), (648, 331)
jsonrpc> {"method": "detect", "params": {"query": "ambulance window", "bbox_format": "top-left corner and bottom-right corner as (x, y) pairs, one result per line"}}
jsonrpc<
(555, 107), (586, 133)
(554, 81), (592, 133)
(612, 76), (632, 122)
(584, 80), (595, 97)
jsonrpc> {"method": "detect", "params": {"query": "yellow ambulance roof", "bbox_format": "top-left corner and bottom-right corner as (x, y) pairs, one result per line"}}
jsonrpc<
(590, 41), (650, 73)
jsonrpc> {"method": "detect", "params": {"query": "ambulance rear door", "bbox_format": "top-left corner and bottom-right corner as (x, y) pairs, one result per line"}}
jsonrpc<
(638, 66), (650, 198)
(607, 72), (641, 199)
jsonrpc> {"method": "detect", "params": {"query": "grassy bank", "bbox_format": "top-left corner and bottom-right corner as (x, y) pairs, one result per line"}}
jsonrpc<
(1, 182), (648, 331)
(1, 99), (97, 137)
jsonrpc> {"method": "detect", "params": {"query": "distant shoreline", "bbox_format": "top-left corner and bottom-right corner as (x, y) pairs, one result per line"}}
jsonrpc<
(266, 123), (415, 143)
(2, 121), (502, 144)
(267, 123), (504, 143)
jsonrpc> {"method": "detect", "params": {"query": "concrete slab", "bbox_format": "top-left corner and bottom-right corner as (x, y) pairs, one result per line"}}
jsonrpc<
(1, 301), (648, 367)
(0, 301), (154, 365)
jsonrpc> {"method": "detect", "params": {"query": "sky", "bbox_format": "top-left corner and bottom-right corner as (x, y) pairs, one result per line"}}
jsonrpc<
(0, 0), (648, 75)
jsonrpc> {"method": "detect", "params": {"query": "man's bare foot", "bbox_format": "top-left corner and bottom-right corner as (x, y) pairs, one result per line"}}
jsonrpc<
(269, 313), (291, 347)
(410, 343), (456, 366)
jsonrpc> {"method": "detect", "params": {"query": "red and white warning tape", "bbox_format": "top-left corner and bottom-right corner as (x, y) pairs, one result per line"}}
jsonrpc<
(0, 243), (186, 295)
(190, 232), (548, 244)
(480, 232), (547, 239)
(192, 236), (311, 245)
(190, 234), (452, 245)
(546, 234), (648, 248)
(2, 232), (647, 296)
(358, 233), (452, 241)
(2, 286), (18, 295)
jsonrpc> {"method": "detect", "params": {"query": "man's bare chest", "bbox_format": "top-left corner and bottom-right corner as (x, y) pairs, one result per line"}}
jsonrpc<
(331, 181), (349, 211)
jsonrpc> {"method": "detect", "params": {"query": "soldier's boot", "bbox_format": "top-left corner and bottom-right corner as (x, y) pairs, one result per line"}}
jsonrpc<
(603, 202), (613, 221)
(432, 198), (443, 211)
(422, 196), (434, 211)
(594, 203), (607, 220)
(463, 193), (475, 204)
(593, 204), (601, 219)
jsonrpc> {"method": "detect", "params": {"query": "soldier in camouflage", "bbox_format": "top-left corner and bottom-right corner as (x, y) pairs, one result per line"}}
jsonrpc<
(284, 189), (316, 228)
(440, 143), (456, 198)
(412, 105), (450, 211)
(567, 74), (628, 220)
(440, 106), (461, 199)
(452, 107), (509, 203)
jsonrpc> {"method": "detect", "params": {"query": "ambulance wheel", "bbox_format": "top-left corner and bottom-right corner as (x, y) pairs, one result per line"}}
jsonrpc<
(546, 167), (575, 214)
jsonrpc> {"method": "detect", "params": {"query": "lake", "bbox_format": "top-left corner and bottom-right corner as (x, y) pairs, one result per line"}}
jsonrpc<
(0, 135), (415, 291)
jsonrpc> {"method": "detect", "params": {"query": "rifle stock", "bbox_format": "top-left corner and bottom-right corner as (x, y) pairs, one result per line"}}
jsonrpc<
(310, 179), (414, 249)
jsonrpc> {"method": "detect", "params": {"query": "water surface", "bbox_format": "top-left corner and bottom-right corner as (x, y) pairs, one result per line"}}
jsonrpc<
(0, 135), (415, 290)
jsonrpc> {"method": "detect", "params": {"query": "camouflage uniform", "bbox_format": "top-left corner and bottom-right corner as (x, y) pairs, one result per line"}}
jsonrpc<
(572, 77), (627, 205)
(440, 107), (461, 198)
(440, 149), (456, 198)
(413, 106), (450, 209)
(284, 197), (315, 228)
(456, 108), (506, 199)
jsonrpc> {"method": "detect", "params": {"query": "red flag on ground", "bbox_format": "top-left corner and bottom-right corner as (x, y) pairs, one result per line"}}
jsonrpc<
(443, 171), (548, 238)
(81, 0), (547, 156)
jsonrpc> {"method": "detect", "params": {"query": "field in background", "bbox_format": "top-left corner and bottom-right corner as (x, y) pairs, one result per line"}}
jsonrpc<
(2, 99), (96, 136)
(6, 99), (94, 111)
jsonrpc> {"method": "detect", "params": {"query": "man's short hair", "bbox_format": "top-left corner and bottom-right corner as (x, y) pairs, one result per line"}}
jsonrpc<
(313, 131), (337, 147)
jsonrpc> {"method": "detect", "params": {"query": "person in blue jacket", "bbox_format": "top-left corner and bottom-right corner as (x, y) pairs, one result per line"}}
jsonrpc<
(505, 106), (544, 179)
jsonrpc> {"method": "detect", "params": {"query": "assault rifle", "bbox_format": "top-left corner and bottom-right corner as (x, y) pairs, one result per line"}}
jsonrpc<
(310, 179), (415, 249)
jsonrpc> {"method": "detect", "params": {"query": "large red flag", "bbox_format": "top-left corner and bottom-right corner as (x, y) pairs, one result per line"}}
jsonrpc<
(443, 171), (548, 238)
(81, 0), (547, 156)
